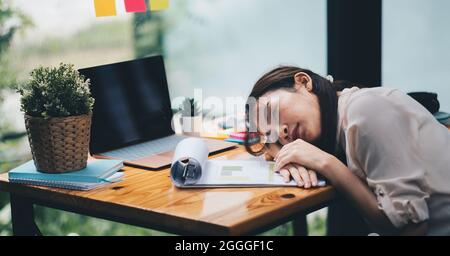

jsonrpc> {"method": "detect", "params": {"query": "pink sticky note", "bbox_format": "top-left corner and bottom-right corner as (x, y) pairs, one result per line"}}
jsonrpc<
(124, 0), (148, 13)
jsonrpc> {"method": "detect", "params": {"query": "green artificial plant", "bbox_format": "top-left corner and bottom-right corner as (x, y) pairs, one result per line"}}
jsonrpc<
(18, 63), (94, 118)
(179, 98), (201, 117)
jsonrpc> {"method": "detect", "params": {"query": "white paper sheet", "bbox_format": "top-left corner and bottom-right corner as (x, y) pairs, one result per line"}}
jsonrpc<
(171, 138), (326, 188)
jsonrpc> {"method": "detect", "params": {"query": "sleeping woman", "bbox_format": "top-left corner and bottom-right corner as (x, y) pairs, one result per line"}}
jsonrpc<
(244, 66), (450, 236)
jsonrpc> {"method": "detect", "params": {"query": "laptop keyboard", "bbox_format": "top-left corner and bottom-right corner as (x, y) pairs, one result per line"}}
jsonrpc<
(101, 135), (188, 161)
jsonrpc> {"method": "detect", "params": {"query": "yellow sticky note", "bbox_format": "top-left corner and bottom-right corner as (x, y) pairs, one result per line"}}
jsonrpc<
(94, 0), (117, 17)
(149, 0), (169, 11)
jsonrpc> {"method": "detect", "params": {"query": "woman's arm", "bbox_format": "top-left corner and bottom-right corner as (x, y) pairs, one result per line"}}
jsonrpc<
(274, 139), (428, 235)
(323, 156), (428, 235)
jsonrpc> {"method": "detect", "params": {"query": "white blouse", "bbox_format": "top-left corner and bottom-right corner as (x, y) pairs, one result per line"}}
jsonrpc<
(337, 87), (450, 235)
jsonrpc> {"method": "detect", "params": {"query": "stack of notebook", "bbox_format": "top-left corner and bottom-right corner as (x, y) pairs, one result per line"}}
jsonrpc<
(225, 132), (259, 145)
(8, 159), (124, 191)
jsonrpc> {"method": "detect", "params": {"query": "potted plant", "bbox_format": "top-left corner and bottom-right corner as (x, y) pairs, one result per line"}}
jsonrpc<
(18, 63), (94, 173)
(179, 98), (202, 137)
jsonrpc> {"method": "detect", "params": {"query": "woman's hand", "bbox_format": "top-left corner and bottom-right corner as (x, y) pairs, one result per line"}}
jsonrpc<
(277, 163), (319, 188)
(263, 142), (319, 188)
(274, 139), (334, 176)
(264, 143), (281, 161)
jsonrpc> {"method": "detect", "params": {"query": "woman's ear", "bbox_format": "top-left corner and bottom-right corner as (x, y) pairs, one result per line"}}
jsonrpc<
(294, 72), (313, 92)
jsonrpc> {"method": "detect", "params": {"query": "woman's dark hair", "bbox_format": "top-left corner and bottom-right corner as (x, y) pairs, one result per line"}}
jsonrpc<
(244, 66), (354, 157)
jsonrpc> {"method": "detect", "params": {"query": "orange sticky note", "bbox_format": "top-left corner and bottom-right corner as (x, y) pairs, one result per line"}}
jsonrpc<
(94, 0), (117, 17)
(149, 0), (169, 11)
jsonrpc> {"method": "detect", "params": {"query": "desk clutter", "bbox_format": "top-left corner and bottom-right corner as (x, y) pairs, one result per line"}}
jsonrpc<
(172, 138), (275, 187)
(170, 138), (326, 188)
(224, 132), (247, 144)
(224, 132), (259, 145)
(8, 159), (124, 191)
(202, 130), (255, 145)
(79, 56), (236, 169)
(435, 112), (450, 126)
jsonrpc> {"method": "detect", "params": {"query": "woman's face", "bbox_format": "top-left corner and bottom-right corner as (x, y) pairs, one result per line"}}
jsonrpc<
(253, 73), (322, 146)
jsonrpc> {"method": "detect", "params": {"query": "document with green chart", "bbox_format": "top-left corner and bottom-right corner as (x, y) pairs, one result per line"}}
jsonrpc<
(170, 138), (326, 188)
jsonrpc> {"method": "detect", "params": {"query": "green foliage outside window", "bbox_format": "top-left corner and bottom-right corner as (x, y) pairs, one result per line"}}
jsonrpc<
(0, 0), (31, 93)
(133, 12), (165, 58)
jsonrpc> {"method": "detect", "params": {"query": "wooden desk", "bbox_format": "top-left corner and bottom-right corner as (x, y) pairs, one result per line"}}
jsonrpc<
(0, 146), (336, 236)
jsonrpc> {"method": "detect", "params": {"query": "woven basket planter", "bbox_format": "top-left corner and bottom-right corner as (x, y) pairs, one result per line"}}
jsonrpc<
(25, 114), (91, 174)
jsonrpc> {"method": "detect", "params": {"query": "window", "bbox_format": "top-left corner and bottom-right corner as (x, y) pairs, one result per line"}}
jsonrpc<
(383, 0), (450, 112)
(5, 0), (327, 116)
(162, 0), (327, 100)
(3, 0), (327, 154)
(0, 0), (327, 235)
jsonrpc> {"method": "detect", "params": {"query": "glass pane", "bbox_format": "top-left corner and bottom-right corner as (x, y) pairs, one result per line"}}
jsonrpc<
(6, 0), (327, 101)
(2, 0), (326, 147)
(0, 0), (326, 235)
(383, 0), (450, 112)
(162, 0), (327, 100)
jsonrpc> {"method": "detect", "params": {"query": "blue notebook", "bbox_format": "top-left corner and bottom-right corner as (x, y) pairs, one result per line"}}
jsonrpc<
(225, 137), (259, 145)
(9, 159), (124, 184)
(9, 172), (124, 191)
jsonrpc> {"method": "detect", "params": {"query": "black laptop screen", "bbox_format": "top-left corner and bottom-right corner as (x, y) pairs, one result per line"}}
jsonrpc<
(79, 56), (174, 154)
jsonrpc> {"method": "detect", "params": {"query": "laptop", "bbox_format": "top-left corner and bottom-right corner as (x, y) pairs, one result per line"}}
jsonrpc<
(78, 56), (237, 170)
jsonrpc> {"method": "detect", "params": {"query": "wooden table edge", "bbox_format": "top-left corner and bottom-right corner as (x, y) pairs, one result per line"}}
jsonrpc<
(0, 179), (232, 235)
(227, 186), (337, 235)
(0, 177), (337, 236)
(0, 145), (342, 235)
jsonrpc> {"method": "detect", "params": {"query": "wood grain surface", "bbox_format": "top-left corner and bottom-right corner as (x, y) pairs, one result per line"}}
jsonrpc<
(0, 146), (336, 235)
